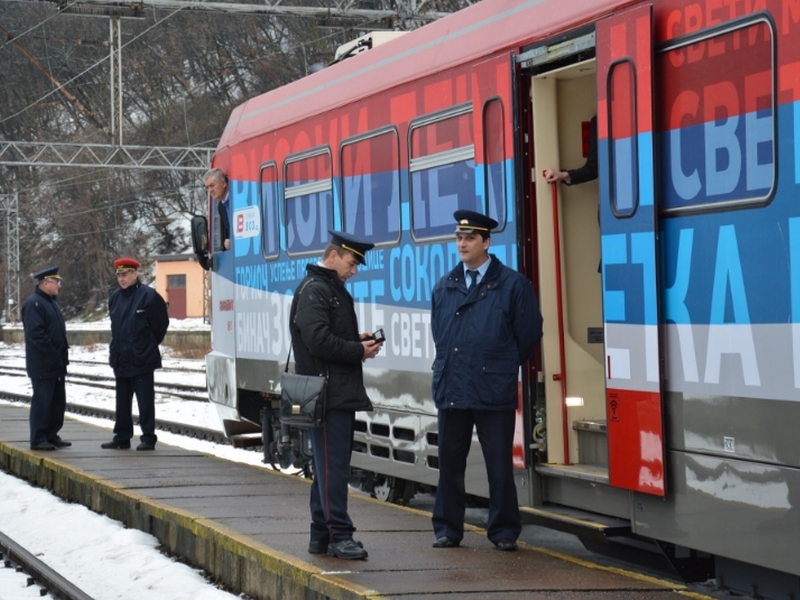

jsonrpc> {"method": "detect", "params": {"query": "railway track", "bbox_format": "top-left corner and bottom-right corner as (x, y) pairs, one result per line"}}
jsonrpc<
(0, 365), (208, 402)
(0, 390), (230, 446)
(0, 529), (94, 600)
(0, 355), (205, 374)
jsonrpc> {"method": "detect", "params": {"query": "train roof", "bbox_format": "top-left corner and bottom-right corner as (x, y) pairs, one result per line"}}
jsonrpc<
(217, 0), (633, 153)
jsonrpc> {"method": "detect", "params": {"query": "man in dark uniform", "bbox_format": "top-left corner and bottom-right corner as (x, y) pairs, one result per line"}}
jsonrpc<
(430, 210), (543, 551)
(21, 266), (70, 451)
(289, 231), (383, 560)
(101, 258), (169, 451)
(203, 168), (231, 251)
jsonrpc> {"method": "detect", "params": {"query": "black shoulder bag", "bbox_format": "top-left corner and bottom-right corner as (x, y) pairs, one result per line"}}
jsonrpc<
(279, 343), (328, 427)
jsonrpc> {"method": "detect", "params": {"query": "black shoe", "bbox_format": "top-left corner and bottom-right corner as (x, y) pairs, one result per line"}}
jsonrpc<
(136, 442), (155, 451)
(50, 438), (71, 448)
(327, 539), (368, 560)
(495, 539), (518, 552)
(101, 440), (130, 449)
(30, 442), (56, 451)
(432, 536), (460, 548)
(310, 539), (361, 554)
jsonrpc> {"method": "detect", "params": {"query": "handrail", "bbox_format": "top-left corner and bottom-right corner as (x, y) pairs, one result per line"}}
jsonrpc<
(547, 178), (571, 465)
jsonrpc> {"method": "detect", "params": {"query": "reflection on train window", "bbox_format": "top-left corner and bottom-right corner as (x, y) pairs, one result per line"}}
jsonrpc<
(409, 106), (479, 240)
(483, 98), (507, 229)
(260, 163), (280, 260)
(341, 129), (401, 245)
(656, 18), (775, 214)
(284, 149), (333, 256)
(607, 58), (638, 217)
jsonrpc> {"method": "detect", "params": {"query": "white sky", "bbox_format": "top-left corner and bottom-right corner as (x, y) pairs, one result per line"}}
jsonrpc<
(0, 330), (270, 600)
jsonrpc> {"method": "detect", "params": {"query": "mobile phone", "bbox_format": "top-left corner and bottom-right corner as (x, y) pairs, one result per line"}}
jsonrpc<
(372, 328), (386, 343)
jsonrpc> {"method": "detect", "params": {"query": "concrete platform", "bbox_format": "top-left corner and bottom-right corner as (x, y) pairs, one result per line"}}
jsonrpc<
(0, 404), (711, 600)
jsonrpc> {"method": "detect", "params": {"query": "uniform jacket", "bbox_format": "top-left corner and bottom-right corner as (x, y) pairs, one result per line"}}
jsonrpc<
(109, 280), (169, 377)
(217, 198), (230, 250)
(289, 264), (372, 413)
(21, 287), (69, 379)
(431, 255), (542, 411)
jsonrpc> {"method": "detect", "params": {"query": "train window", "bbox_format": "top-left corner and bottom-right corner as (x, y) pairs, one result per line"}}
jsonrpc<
(483, 98), (507, 228)
(607, 59), (638, 217)
(656, 16), (776, 215)
(284, 148), (334, 256)
(260, 163), (280, 260)
(409, 105), (480, 240)
(340, 128), (401, 245)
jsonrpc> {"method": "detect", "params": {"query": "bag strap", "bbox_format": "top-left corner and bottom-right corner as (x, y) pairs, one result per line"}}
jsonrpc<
(285, 276), (330, 380)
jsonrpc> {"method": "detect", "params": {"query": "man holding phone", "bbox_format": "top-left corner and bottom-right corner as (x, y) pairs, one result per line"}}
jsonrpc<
(289, 230), (383, 560)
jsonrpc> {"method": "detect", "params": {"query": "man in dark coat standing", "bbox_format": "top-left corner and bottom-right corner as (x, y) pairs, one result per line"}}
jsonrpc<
(289, 231), (383, 560)
(22, 266), (70, 451)
(101, 258), (169, 451)
(430, 210), (543, 552)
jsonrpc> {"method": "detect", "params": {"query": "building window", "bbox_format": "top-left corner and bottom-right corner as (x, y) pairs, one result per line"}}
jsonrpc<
(167, 274), (186, 287)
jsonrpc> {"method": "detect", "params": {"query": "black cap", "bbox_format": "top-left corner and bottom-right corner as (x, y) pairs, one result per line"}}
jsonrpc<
(328, 230), (375, 265)
(32, 266), (61, 282)
(454, 210), (498, 236)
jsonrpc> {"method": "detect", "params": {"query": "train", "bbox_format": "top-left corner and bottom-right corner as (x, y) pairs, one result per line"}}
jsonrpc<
(189, 0), (800, 597)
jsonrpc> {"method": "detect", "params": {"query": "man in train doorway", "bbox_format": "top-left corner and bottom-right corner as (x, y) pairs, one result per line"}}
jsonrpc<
(203, 168), (231, 251)
(101, 258), (170, 451)
(22, 266), (70, 451)
(430, 210), (542, 551)
(543, 115), (598, 186)
(289, 231), (383, 560)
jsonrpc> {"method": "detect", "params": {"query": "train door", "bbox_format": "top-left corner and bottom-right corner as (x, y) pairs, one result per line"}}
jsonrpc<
(523, 31), (609, 485)
(596, 5), (666, 496)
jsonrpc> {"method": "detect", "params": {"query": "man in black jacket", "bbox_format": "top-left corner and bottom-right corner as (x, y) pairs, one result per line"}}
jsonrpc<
(101, 258), (169, 451)
(22, 266), (70, 451)
(289, 231), (382, 560)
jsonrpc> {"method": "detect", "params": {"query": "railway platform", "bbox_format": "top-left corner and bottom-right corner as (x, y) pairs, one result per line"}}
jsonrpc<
(0, 404), (712, 600)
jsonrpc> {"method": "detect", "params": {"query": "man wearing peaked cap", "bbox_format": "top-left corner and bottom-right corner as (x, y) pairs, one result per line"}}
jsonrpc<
(429, 210), (542, 552)
(113, 257), (140, 272)
(288, 230), (382, 560)
(453, 209), (499, 236)
(102, 257), (169, 452)
(328, 230), (375, 265)
(21, 266), (70, 451)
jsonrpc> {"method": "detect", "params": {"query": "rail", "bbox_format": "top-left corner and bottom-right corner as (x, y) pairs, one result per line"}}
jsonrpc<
(0, 365), (207, 402)
(548, 178), (571, 465)
(0, 529), (95, 600)
(0, 390), (228, 445)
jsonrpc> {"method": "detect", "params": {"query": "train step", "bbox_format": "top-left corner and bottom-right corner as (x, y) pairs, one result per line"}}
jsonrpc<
(229, 432), (263, 448)
(520, 503), (631, 542)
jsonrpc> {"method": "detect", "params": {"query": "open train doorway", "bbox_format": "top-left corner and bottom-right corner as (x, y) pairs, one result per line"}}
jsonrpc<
(523, 45), (609, 486)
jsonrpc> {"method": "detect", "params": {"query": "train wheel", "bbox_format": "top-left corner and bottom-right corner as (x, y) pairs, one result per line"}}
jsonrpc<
(370, 474), (415, 505)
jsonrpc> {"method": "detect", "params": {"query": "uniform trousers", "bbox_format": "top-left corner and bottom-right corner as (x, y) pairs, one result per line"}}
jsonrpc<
(112, 371), (157, 445)
(432, 408), (520, 544)
(29, 376), (66, 446)
(309, 409), (357, 544)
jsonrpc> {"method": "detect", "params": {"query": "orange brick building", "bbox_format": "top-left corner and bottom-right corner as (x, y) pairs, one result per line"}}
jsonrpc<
(153, 254), (206, 320)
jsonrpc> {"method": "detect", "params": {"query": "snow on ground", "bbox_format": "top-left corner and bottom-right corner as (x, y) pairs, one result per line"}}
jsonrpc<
(0, 339), (267, 600)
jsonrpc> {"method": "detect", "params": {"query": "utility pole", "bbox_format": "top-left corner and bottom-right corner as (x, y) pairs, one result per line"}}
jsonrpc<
(2, 193), (21, 323)
(109, 17), (123, 146)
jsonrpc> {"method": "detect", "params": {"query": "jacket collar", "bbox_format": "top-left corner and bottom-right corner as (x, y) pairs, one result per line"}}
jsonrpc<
(306, 263), (341, 285)
(446, 254), (502, 288)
